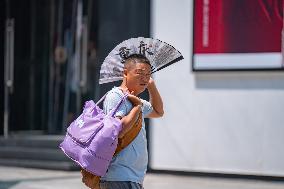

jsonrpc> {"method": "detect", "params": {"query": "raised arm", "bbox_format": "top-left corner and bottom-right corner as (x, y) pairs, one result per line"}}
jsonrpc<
(146, 78), (164, 118)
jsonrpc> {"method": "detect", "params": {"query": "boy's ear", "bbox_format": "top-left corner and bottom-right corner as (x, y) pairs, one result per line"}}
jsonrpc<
(123, 69), (128, 78)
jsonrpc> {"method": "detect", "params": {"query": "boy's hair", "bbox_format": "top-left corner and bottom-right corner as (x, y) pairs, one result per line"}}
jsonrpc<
(124, 54), (151, 70)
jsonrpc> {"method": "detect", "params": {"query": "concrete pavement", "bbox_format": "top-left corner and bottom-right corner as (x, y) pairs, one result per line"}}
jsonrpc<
(0, 166), (284, 189)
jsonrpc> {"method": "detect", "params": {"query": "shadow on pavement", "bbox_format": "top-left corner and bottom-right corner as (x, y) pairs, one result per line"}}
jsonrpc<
(0, 181), (20, 189)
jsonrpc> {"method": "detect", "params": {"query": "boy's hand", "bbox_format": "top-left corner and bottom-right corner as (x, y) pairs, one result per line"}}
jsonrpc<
(119, 87), (141, 106)
(127, 91), (142, 106)
(147, 77), (155, 89)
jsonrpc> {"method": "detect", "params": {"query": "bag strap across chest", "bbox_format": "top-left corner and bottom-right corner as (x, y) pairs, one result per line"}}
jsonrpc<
(96, 91), (128, 117)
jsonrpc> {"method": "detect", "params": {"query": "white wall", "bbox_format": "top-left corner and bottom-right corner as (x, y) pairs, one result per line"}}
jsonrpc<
(150, 0), (284, 177)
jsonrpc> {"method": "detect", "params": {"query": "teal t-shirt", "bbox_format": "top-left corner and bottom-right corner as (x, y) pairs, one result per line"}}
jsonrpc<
(101, 87), (153, 184)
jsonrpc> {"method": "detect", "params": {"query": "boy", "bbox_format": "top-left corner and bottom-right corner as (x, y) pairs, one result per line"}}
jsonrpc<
(100, 54), (164, 189)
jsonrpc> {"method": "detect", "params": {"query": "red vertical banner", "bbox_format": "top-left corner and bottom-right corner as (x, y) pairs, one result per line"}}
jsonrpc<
(194, 0), (225, 53)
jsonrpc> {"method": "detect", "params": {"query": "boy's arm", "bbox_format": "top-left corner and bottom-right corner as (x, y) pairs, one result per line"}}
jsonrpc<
(146, 78), (164, 118)
(117, 93), (142, 138)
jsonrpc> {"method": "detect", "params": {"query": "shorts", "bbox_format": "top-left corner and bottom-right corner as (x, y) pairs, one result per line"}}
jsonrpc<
(100, 181), (144, 189)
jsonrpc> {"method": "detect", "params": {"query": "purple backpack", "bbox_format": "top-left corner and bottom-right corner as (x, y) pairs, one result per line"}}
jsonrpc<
(59, 92), (127, 176)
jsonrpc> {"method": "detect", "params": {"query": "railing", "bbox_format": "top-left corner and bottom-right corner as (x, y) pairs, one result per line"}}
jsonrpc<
(4, 18), (14, 139)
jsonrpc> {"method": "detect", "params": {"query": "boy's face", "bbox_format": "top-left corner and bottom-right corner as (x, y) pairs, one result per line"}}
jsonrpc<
(124, 62), (151, 95)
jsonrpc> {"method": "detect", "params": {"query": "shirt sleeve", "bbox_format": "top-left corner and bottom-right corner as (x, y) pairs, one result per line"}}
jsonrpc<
(104, 92), (128, 118)
(140, 99), (153, 117)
